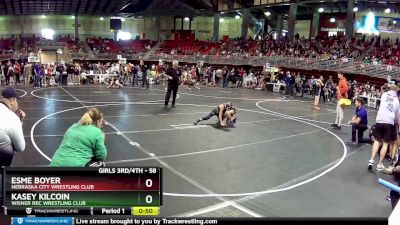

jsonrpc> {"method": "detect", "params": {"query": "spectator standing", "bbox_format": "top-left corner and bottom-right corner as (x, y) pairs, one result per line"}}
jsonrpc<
(222, 67), (228, 88)
(3, 63), (9, 85)
(295, 73), (301, 94)
(216, 68), (222, 86)
(368, 84), (400, 171)
(284, 73), (291, 96)
(331, 72), (348, 130)
(7, 62), (14, 85)
(140, 61), (149, 89)
(314, 79), (323, 110)
(289, 73), (295, 96)
(33, 62), (41, 88)
(132, 64), (138, 86)
(310, 76), (316, 96)
(14, 62), (21, 85)
(24, 63), (32, 85)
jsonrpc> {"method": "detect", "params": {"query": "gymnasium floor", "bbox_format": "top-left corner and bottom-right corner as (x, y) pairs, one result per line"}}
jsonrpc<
(3, 84), (397, 218)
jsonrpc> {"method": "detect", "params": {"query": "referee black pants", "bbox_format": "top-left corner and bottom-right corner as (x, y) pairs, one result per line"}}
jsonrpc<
(165, 83), (179, 106)
(0, 147), (14, 166)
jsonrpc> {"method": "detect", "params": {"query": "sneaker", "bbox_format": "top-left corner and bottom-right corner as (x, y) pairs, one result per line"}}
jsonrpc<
(347, 140), (357, 145)
(333, 126), (341, 130)
(194, 120), (199, 125)
(382, 166), (394, 174)
(331, 123), (338, 127)
(232, 118), (237, 124)
(376, 163), (385, 171)
(368, 160), (374, 170)
(171, 104), (176, 108)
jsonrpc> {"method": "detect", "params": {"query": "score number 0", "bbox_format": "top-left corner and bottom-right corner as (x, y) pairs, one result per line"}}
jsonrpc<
(145, 179), (152, 203)
(145, 168), (157, 204)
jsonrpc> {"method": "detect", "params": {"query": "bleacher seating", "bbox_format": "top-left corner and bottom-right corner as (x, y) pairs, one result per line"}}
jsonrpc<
(87, 37), (156, 55)
(0, 38), (14, 55)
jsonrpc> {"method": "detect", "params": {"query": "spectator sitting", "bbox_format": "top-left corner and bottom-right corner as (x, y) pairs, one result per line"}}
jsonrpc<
(347, 98), (371, 145)
(0, 87), (26, 166)
(50, 108), (107, 167)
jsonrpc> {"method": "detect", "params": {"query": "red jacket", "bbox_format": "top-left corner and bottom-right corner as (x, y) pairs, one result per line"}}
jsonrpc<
(337, 77), (348, 99)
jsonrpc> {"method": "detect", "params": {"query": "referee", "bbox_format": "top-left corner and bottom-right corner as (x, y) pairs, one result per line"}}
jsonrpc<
(165, 60), (180, 108)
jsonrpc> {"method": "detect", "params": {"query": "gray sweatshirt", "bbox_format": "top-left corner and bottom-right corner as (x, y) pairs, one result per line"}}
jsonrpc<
(376, 90), (400, 125)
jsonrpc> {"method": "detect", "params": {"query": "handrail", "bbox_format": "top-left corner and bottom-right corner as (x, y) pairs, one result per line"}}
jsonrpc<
(140, 54), (400, 78)
(11, 51), (400, 79)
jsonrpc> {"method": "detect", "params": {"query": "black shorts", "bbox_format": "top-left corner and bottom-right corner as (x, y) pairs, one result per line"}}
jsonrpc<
(0, 147), (14, 166)
(371, 123), (397, 143)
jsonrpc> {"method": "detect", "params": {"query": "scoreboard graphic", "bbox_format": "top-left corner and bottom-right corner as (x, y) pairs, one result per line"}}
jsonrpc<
(2, 167), (162, 217)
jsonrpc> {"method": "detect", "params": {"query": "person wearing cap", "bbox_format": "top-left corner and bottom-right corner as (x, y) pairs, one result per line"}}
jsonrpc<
(194, 102), (237, 127)
(0, 87), (26, 166)
(368, 83), (400, 171)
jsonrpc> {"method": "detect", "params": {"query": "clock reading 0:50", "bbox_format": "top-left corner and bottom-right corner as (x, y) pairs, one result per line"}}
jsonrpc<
(133, 207), (159, 216)
(138, 208), (153, 214)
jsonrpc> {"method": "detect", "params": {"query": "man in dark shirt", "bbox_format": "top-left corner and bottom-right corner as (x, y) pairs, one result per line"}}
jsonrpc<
(164, 60), (180, 108)
(140, 60), (149, 89)
(348, 98), (370, 144)
(132, 65), (138, 86)
(289, 73), (295, 96)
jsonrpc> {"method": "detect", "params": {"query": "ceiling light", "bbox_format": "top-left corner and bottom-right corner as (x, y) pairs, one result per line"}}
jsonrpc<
(330, 17), (336, 23)
(318, 7), (324, 13)
(71, 15), (75, 19)
(235, 15), (240, 19)
(264, 11), (271, 16)
(121, 18), (125, 22)
(184, 17), (190, 21)
(100, 17), (104, 21)
(219, 18), (224, 23)
(393, 20), (397, 24)
(385, 8), (391, 14)
(353, 7), (358, 12)
(41, 15), (46, 19)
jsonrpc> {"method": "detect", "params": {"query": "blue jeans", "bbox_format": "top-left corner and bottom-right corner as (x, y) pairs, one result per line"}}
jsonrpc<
(223, 77), (228, 87)
(35, 75), (42, 87)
